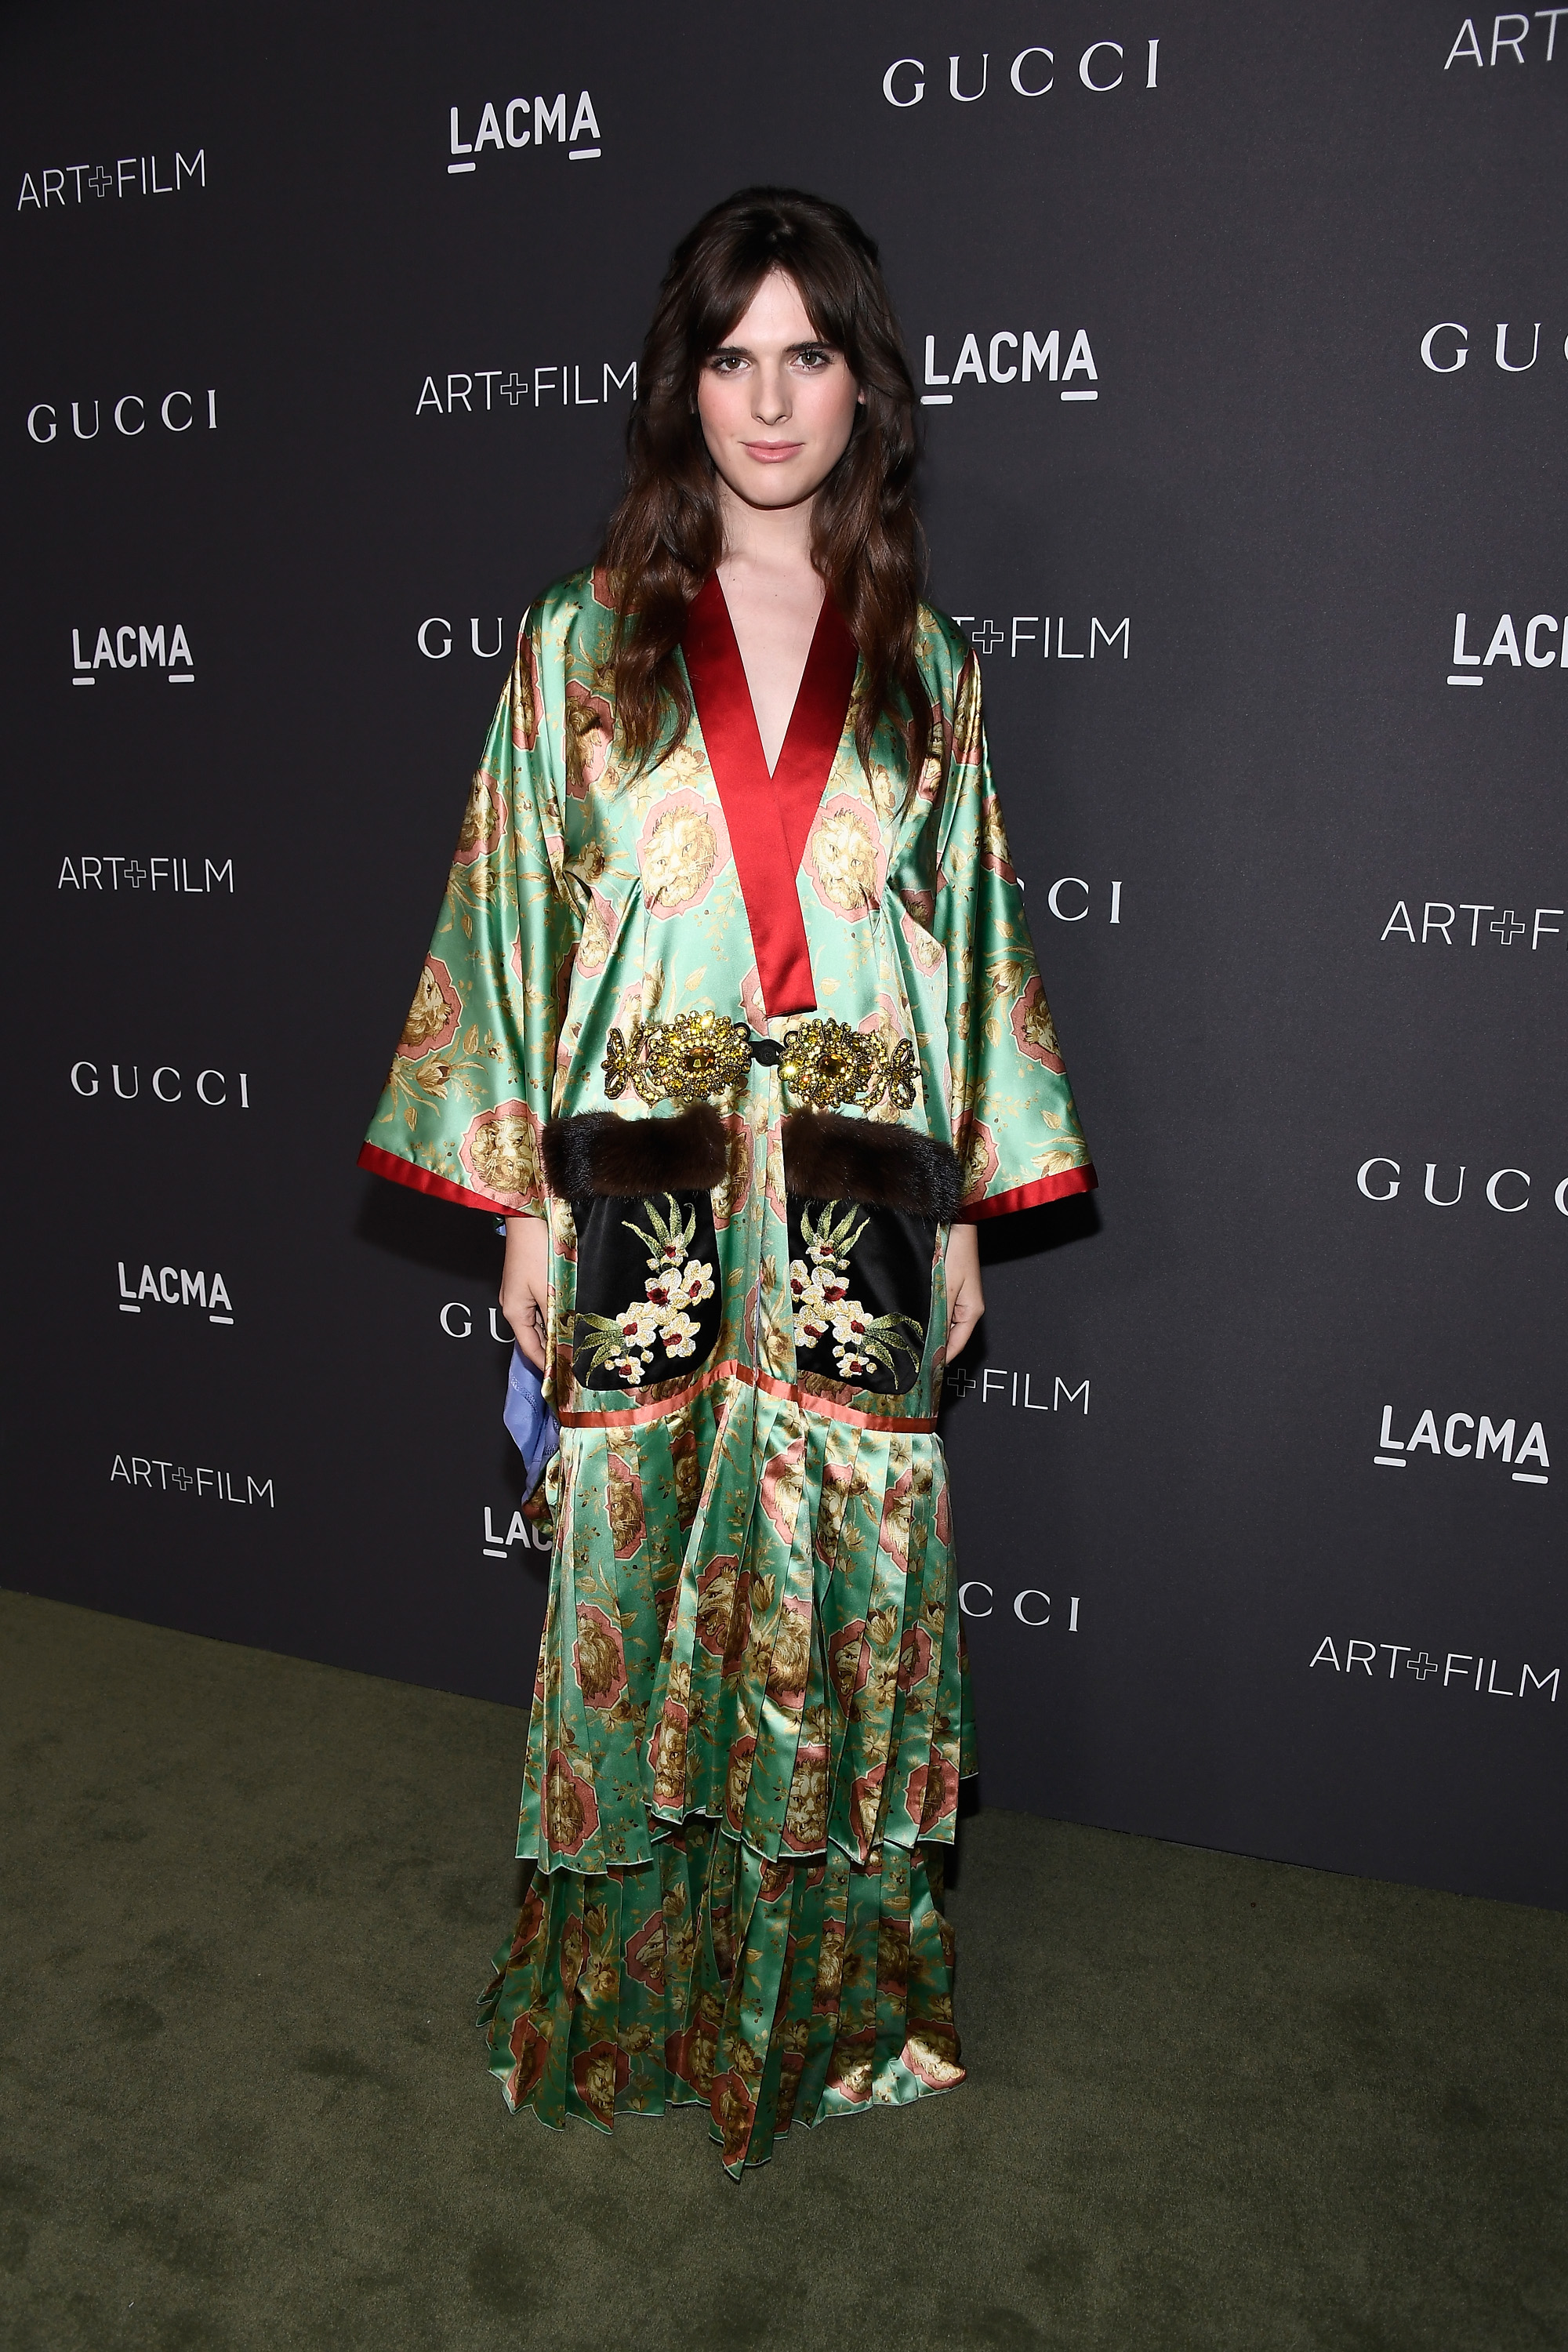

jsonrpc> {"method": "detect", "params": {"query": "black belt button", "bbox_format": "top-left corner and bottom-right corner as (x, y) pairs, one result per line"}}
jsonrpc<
(748, 1037), (782, 1067)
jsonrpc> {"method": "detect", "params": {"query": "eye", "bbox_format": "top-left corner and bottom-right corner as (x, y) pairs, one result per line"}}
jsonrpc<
(707, 352), (748, 375)
(792, 347), (833, 372)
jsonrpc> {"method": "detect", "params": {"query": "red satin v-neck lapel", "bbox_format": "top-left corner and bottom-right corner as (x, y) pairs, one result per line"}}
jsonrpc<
(682, 575), (858, 1021)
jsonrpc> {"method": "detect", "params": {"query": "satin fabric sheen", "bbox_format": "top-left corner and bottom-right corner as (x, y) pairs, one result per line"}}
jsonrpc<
(361, 568), (1094, 2170)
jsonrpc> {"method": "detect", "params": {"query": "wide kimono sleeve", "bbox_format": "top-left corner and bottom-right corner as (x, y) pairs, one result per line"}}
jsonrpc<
(358, 610), (580, 1218)
(931, 641), (1098, 1220)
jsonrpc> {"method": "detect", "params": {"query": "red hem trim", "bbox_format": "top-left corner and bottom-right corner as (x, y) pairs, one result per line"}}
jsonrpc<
(959, 1163), (1098, 1222)
(358, 1140), (528, 1215)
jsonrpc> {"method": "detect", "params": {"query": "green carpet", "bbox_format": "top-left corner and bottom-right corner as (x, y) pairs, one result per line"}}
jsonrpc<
(1, 1591), (1563, 2351)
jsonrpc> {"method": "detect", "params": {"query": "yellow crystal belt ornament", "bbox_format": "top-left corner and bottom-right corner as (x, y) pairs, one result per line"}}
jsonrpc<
(601, 1010), (919, 1112)
(779, 1018), (919, 1112)
(602, 1011), (753, 1107)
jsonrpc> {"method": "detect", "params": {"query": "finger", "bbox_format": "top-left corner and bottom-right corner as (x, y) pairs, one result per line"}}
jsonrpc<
(504, 1290), (547, 1368)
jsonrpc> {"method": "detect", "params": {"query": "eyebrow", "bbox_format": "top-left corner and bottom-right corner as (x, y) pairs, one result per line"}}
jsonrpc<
(707, 337), (838, 359)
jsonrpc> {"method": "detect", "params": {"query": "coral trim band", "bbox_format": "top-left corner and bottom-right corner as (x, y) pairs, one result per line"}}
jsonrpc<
(558, 1356), (938, 1435)
(959, 1163), (1098, 1222)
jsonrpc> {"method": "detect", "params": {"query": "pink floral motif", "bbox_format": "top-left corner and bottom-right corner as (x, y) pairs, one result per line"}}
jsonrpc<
(397, 956), (462, 1059)
(827, 1620), (869, 1714)
(505, 1886), (545, 1964)
(900, 907), (944, 975)
(638, 789), (730, 917)
(901, 2025), (965, 2090)
(543, 1747), (600, 1858)
(723, 1733), (757, 1833)
(455, 772), (506, 866)
(905, 1753), (960, 1833)
(459, 1101), (545, 1212)
(957, 1117), (999, 1209)
(848, 1761), (887, 1860)
(1009, 976), (1066, 1072)
(759, 1436), (807, 1546)
(572, 1603), (627, 1711)
(564, 678), (613, 799)
(510, 631), (543, 753)
(575, 887), (618, 977)
(806, 794), (885, 922)
(648, 1701), (689, 1812)
(780, 1742), (829, 1853)
(826, 2027), (877, 2104)
(978, 793), (1018, 883)
(505, 2013), (551, 2104)
(695, 1554), (741, 1659)
(623, 1912), (667, 1995)
(711, 1113), (753, 1232)
(572, 2039), (630, 2126)
(604, 1453), (644, 1559)
(897, 1624), (933, 1693)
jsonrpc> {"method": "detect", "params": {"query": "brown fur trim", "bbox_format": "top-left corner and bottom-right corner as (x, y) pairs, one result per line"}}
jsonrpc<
(543, 1105), (728, 1199)
(782, 1111), (963, 1220)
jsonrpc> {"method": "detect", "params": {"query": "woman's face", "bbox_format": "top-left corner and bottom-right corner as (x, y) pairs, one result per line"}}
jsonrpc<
(696, 269), (862, 513)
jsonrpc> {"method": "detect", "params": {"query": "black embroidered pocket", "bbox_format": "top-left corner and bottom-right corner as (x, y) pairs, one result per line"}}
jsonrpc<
(568, 1189), (723, 1392)
(786, 1199), (936, 1397)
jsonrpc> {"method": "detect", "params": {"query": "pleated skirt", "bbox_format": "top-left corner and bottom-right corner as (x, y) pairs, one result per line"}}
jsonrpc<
(477, 1823), (964, 2176)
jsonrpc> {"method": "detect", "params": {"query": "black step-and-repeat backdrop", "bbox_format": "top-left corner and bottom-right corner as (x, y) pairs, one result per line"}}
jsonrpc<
(5, 3), (1563, 1907)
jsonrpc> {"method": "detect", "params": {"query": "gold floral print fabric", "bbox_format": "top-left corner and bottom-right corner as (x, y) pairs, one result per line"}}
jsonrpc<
(361, 568), (1094, 2171)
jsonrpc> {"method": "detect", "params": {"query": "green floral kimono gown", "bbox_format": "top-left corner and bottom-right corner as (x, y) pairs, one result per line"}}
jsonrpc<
(361, 565), (1094, 2173)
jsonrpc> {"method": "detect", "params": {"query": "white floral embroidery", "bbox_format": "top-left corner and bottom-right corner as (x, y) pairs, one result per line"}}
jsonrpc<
(789, 1202), (924, 1385)
(573, 1195), (717, 1386)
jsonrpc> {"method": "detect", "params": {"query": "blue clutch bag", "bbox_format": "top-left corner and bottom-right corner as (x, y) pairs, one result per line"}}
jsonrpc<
(503, 1344), (560, 1497)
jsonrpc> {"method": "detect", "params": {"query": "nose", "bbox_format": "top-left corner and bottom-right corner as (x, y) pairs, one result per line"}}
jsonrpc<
(753, 360), (790, 426)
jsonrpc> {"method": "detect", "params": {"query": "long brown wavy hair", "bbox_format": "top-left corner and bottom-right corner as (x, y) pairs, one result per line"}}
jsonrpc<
(600, 187), (930, 781)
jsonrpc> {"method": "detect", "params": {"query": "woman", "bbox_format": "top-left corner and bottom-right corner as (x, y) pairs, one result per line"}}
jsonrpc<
(359, 187), (1095, 2173)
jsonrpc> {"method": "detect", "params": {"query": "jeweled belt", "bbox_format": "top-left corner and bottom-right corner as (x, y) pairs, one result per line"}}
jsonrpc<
(602, 1010), (918, 1112)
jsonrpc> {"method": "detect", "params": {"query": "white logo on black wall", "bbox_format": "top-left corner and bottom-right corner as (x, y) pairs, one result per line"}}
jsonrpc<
(447, 93), (601, 171)
(118, 1261), (235, 1325)
(883, 42), (1160, 106)
(59, 855), (234, 895)
(1443, 13), (1566, 68)
(27, 390), (217, 445)
(1446, 609), (1564, 685)
(946, 1367), (1090, 1411)
(920, 328), (1099, 406)
(1373, 1406), (1549, 1485)
(1381, 900), (1563, 950)
(951, 612), (1129, 662)
(71, 623), (193, 685)
(482, 1501), (550, 1557)
(70, 1062), (250, 1105)
(441, 1300), (514, 1342)
(418, 618), (515, 662)
(1310, 1637), (1558, 1702)
(415, 365), (634, 417)
(1357, 1157), (1568, 1215)
(958, 1583), (1083, 1630)
(112, 1454), (274, 1505)
(17, 149), (204, 211)
(1421, 322), (1565, 374)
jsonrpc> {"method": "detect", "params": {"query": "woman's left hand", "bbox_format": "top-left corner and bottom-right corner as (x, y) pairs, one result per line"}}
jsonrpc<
(943, 1222), (985, 1362)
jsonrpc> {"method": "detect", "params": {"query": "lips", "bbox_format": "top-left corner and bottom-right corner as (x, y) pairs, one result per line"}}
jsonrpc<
(742, 441), (804, 462)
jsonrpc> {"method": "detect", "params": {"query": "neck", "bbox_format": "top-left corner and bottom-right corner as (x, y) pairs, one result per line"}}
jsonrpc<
(714, 477), (819, 584)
